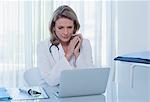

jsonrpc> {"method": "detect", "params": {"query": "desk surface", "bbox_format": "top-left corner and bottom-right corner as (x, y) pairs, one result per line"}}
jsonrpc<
(10, 82), (149, 102)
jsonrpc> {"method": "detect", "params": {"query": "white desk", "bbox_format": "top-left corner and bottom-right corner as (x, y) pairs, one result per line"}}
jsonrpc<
(7, 83), (150, 102)
(11, 85), (106, 102)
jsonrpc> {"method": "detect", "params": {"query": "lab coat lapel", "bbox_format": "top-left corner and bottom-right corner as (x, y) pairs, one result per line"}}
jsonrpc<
(58, 44), (65, 56)
(51, 44), (65, 63)
(51, 45), (60, 63)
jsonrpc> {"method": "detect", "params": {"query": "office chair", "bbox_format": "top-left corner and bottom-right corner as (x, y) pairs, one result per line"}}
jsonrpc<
(24, 68), (42, 86)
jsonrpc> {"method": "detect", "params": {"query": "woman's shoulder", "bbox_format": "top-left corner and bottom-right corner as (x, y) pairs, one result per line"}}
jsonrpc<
(37, 38), (51, 48)
(82, 38), (91, 45)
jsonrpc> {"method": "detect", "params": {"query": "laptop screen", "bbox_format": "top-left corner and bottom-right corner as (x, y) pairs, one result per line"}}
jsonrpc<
(54, 68), (110, 97)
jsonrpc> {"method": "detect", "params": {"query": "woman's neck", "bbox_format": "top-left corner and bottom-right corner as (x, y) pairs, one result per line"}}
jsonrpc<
(60, 42), (68, 46)
(60, 42), (68, 53)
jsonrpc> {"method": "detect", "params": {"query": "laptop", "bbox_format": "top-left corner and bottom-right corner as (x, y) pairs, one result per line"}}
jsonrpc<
(53, 67), (110, 98)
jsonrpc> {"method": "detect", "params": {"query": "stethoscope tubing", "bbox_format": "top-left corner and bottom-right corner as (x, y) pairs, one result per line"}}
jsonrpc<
(49, 44), (60, 63)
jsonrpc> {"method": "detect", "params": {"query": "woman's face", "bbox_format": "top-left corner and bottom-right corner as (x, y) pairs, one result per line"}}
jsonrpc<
(54, 17), (74, 43)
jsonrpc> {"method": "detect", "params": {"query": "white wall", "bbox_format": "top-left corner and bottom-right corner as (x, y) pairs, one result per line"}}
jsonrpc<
(149, 2), (150, 51)
(112, 1), (150, 101)
(148, 2), (150, 102)
(117, 1), (149, 54)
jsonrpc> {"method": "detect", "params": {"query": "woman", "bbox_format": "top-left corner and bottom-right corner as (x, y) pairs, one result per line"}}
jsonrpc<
(37, 5), (94, 86)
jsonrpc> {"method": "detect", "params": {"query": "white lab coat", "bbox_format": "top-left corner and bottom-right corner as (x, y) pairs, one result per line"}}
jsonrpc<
(37, 38), (94, 86)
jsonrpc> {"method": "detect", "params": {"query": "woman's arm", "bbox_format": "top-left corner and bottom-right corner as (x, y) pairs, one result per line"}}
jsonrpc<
(37, 40), (72, 86)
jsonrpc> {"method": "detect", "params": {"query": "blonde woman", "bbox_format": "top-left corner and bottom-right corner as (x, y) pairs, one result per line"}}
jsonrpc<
(37, 5), (94, 86)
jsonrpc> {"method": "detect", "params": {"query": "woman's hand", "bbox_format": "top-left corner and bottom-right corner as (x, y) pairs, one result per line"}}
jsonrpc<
(73, 34), (83, 60)
(65, 34), (83, 61)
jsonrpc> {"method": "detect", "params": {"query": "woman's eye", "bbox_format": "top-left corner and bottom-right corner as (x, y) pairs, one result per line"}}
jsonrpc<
(58, 27), (63, 29)
(68, 26), (73, 29)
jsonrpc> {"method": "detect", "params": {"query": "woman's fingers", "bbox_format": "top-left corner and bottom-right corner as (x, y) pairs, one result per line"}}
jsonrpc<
(72, 33), (82, 39)
(75, 37), (81, 49)
(66, 35), (82, 60)
(70, 36), (79, 46)
(66, 36), (78, 58)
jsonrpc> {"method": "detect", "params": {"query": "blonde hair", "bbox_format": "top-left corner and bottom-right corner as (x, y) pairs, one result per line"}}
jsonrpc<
(49, 5), (80, 45)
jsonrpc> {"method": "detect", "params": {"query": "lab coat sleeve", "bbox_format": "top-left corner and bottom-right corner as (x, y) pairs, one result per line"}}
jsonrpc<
(45, 57), (72, 86)
(75, 39), (94, 68)
(37, 41), (72, 87)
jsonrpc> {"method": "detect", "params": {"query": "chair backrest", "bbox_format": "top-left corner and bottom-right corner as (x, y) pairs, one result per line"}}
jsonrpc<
(24, 68), (42, 86)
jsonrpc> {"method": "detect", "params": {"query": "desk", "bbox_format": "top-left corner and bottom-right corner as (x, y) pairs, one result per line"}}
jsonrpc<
(9, 82), (150, 102)
(11, 85), (106, 102)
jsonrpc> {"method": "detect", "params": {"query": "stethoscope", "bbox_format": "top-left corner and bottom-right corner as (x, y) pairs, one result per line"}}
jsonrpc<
(49, 44), (60, 63)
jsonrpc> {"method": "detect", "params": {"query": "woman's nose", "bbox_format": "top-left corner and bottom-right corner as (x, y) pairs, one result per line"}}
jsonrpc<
(63, 28), (68, 35)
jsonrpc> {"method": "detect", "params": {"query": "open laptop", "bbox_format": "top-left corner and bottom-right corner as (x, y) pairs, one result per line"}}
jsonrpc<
(53, 67), (110, 98)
